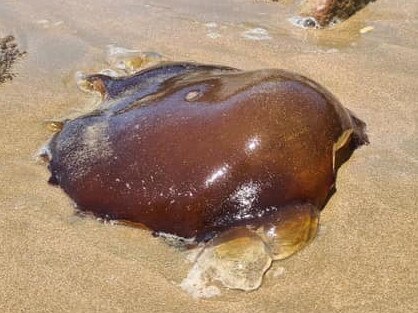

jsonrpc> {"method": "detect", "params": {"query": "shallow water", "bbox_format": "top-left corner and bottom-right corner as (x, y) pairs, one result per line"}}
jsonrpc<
(1, 0), (417, 312)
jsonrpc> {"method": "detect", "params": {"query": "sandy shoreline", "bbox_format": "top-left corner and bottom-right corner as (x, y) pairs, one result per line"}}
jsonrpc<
(1, 0), (417, 312)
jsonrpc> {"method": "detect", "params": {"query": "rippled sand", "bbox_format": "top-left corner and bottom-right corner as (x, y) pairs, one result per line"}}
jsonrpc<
(0, 0), (417, 312)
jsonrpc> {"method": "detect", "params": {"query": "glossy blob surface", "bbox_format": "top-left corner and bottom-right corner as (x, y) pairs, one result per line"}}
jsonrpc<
(46, 62), (368, 242)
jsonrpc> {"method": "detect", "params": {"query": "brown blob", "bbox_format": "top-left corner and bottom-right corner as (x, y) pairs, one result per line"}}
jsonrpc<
(46, 62), (368, 242)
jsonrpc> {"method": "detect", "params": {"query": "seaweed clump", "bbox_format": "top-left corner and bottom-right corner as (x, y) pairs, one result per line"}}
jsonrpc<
(299, 0), (377, 27)
(0, 35), (26, 84)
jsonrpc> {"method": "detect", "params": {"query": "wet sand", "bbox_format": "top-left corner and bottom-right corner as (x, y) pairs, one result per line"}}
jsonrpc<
(0, 0), (417, 312)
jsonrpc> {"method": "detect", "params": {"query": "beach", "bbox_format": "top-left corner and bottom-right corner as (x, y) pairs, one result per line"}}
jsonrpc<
(0, 0), (417, 312)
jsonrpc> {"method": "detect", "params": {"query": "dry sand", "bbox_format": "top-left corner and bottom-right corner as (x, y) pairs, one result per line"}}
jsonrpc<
(0, 0), (417, 312)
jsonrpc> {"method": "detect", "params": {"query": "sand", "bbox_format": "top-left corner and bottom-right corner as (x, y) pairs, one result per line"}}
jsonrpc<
(0, 0), (417, 312)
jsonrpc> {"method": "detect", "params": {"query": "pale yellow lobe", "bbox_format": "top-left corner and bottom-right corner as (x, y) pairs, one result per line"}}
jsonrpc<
(332, 128), (354, 171)
(258, 206), (319, 260)
(44, 120), (65, 133)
